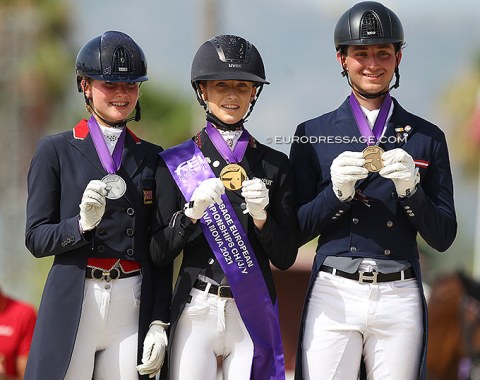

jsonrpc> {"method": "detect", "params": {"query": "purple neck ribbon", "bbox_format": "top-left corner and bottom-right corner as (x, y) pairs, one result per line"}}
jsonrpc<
(88, 115), (126, 173)
(205, 122), (250, 164)
(160, 139), (285, 380)
(349, 92), (392, 146)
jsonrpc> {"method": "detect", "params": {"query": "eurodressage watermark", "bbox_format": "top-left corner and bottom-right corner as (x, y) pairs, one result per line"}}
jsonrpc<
(264, 135), (407, 145)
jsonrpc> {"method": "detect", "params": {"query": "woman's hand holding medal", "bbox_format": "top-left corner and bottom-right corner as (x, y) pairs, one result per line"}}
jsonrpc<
(379, 148), (420, 198)
(79, 180), (107, 232)
(184, 178), (225, 221)
(241, 178), (269, 221)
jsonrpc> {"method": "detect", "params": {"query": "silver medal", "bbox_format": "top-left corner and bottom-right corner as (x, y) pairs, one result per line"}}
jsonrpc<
(102, 174), (126, 200)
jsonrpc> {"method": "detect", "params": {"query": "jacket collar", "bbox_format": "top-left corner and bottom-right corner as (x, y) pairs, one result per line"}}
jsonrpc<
(70, 119), (147, 181)
(334, 96), (415, 152)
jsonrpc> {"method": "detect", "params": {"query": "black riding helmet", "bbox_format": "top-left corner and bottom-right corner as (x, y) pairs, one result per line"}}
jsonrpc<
(75, 31), (148, 125)
(191, 35), (269, 129)
(334, 1), (404, 98)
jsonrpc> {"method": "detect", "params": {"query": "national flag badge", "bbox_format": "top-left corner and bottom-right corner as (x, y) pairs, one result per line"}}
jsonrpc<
(143, 189), (153, 204)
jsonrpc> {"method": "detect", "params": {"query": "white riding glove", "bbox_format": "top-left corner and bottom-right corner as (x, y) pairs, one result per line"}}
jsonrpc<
(184, 178), (225, 220)
(136, 320), (169, 378)
(330, 151), (368, 201)
(79, 180), (107, 232)
(380, 148), (420, 197)
(241, 178), (269, 221)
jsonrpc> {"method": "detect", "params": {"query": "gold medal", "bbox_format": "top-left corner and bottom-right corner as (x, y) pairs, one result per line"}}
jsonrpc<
(219, 164), (248, 191)
(363, 146), (385, 172)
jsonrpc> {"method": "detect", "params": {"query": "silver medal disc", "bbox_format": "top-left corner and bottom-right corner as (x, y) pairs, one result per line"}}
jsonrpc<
(102, 174), (126, 200)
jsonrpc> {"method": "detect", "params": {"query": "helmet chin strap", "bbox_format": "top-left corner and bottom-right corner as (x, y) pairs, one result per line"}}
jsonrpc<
(201, 83), (264, 131)
(342, 67), (400, 100)
(206, 112), (244, 131)
(84, 94), (141, 128)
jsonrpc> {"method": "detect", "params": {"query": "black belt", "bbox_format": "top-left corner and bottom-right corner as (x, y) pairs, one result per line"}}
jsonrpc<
(86, 266), (141, 281)
(320, 265), (415, 284)
(193, 279), (233, 298)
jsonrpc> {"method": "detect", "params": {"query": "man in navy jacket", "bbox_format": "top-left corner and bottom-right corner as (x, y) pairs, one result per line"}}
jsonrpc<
(289, 2), (457, 379)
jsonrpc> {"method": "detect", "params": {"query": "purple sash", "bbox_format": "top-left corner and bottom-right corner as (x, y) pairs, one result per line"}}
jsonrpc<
(349, 92), (392, 146)
(160, 139), (285, 380)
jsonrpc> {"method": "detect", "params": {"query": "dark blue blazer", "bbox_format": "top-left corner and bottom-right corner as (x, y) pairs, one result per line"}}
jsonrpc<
(289, 97), (457, 380)
(150, 128), (298, 379)
(24, 120), (172, 380)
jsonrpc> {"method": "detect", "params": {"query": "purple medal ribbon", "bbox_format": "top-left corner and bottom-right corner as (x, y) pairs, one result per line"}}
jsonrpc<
(205, 122), (249, 163)
(349, 92), (392, 146)
(160, 139), (285, 380)
(87, 115), (126, 173)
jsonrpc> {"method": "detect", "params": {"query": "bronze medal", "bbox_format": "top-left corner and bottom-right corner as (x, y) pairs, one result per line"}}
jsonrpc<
(363, 146), (385, 172)
(102, 174), (127, 199)
(219, 164), (248, 191)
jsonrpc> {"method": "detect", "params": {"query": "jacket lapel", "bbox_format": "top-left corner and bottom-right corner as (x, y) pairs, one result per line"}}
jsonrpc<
(119, 129), (146, 182)
(333, 98), (367, 153)
(69, 120), (105, 175)
(386, 98), (416, 150)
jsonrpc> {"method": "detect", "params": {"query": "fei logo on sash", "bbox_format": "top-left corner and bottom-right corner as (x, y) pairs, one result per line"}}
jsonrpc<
(174, 156), (209, 181)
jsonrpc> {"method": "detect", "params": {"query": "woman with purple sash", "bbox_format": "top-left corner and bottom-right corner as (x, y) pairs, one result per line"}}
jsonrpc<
(289, 2), (457, 379)
(150, 35), (298, 379)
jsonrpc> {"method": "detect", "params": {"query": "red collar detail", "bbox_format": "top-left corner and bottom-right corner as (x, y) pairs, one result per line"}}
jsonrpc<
(73, 119), (89, 140)
(128, 128), (141, 144)
(73, 119), (141, 144)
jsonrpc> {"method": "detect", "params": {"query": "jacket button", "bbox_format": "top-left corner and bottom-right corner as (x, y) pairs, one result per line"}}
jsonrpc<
(352, 218), (359, 224)
(97, 245), (105, 253)
(127, 208), (135, 216)
(127, 248), (134, 256)
(240, 203), (247, 210)
(350, 246), (357, 253)
(384, 249), (391, 256)
(126, 228), (134, 237)
(387, 221), (393, 228)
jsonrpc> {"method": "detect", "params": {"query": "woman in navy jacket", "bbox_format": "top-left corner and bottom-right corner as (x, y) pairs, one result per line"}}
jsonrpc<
(289, 2), (457, 379)
(150, 35), (297, 380)
(24, 31), (172, 380)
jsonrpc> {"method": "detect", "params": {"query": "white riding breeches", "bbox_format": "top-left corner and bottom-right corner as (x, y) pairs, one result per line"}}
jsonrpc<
(170, 286), (254, 380)
(302, 270), (423, 380)
(64, 276), (141, 380)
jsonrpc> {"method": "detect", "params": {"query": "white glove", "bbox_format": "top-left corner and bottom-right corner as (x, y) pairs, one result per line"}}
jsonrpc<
(379, 148), (420, 197)
(79, 180), (107, 231)
(184, 178), (225, 220)
(241, 178), (269, 221)
(136, 320), (169, 378)
(330, 151), (368, 201)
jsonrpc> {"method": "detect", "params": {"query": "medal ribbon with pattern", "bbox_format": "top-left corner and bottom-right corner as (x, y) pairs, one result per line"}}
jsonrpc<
(88, 116), (127, 199)
(205, 122), (250, 190)
(349, 92), (392, 172)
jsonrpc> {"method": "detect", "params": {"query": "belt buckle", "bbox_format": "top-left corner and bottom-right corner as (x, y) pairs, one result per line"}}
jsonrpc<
(92, 267), (120, 282)
(217, 285), (231, 298)
(358, 271), (378, 284)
